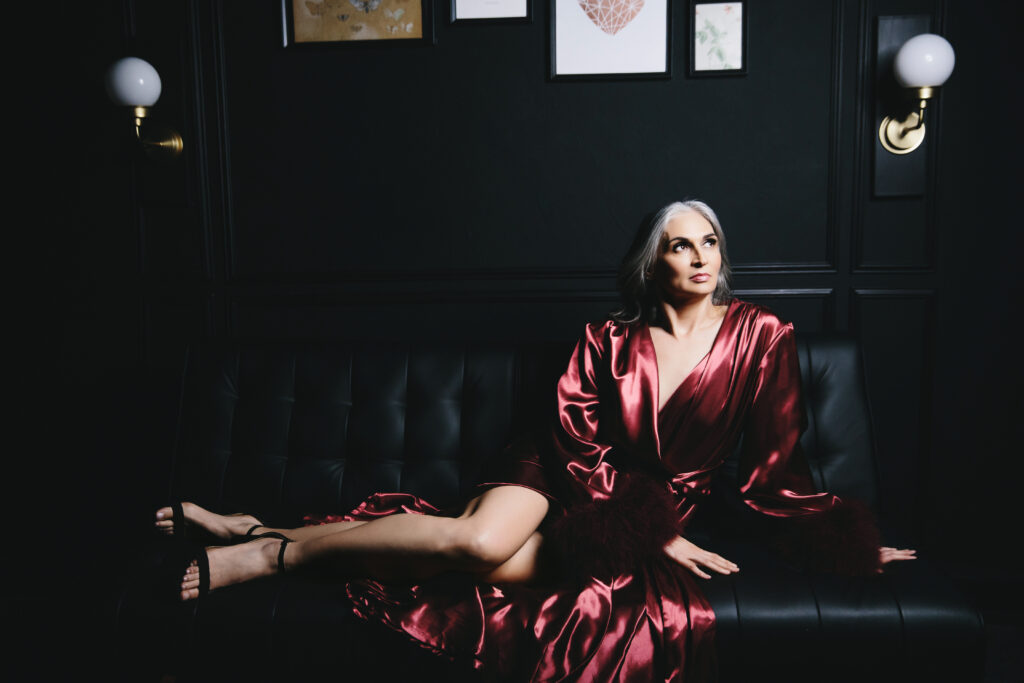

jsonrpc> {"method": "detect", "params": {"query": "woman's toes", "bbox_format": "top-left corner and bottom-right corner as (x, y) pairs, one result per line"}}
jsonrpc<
(155, 508), (175, 533)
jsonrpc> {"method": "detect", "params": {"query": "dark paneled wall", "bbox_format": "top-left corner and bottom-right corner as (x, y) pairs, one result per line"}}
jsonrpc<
(27, 0), (1023, 608)
(143, 0), (952, 535)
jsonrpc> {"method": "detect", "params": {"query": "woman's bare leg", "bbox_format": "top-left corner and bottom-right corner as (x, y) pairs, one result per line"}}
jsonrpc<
(257, 520), (370, 541)
(155, 502), (372, 542)
(179, 486), (549, 600)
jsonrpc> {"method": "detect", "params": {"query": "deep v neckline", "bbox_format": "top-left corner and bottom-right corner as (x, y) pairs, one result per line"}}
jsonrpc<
(648, 301), (734, 415)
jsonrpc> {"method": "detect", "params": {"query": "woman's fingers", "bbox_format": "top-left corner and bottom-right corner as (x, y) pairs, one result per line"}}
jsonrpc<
(664, 537), (739, 578)
(677, 558), (711, 579)
(878, 547), (917, 572)
(705, 553), (740, 573)
(879, 547), (917, 564)
(698, 558), (734, 575)
(690, 554), (737, 579)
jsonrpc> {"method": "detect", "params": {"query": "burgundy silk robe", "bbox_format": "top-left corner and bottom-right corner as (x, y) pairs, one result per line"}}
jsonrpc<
(306, 299), (873, 681)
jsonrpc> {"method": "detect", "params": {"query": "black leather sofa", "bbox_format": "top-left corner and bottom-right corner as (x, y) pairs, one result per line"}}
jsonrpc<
(113, 334), (985, 682)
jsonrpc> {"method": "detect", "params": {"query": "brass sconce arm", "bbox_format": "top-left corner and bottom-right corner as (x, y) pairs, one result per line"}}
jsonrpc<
(131, 105), (184, 160)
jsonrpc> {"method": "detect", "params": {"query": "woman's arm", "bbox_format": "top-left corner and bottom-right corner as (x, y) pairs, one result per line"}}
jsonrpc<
(547, 322), (619, 501)
(735, 324), (914, 575)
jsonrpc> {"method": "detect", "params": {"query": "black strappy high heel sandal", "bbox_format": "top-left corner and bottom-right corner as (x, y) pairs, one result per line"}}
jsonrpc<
(188, 534), (292, 600)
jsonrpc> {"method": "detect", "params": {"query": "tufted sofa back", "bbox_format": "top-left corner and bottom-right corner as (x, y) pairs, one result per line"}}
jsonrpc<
(169, 334), (880, 525)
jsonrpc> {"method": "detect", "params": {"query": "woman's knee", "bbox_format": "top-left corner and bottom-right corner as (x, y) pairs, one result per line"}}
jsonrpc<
(447, 523), (518, 569)
(480, 532), (546, 584)
(442, 486), (548, 569)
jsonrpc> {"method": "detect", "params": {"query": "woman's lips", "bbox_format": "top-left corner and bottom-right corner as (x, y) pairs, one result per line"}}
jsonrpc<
(690, 273), (711, 282)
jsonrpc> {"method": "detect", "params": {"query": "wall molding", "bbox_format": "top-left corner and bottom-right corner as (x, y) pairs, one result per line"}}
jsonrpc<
(852, 3), (942, 272)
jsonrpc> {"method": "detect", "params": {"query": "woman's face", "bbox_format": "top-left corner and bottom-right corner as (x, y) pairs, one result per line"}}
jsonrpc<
(650, 211), (721, 303)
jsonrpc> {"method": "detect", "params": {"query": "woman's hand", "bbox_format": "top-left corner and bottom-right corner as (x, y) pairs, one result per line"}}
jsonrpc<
(878, 546), (916, 571)
(663, 535), (739, 579)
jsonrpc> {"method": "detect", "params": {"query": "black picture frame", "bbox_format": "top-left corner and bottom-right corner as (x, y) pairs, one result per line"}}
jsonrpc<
(281, 0), (436, 48)
(549, 0), (672, 81)
(449, 0), (533, 24)
(688, 1), (747, 77)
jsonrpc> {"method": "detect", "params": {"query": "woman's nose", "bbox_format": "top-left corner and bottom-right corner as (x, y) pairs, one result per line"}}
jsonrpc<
(691, 248), (704, 266)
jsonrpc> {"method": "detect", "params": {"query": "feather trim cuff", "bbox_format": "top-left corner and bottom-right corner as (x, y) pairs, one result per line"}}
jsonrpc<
(546, 473), (679, 584)
(768, 499), (882, 577)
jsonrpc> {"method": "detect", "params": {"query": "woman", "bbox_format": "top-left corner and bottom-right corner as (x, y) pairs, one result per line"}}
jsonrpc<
(158, 200), (915, 680)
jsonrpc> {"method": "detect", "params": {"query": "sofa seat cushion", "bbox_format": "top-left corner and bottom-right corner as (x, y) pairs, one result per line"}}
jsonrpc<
(115, 538), (982, 682)
(699, 538), (984, 682)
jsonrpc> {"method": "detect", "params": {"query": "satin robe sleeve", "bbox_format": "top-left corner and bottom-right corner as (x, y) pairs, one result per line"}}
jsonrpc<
(546, 322), (621, 503)
(736, 323), (883, 576)
(736, 323), (837, 516)
(541, 322), (681, 581)
(478, 322), (622, 505)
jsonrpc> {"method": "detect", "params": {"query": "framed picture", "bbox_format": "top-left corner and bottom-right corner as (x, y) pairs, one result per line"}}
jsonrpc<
(550, 0), (671, 80)
(281, 0), (435, 47)
(689, 1), (747, 76)
(451, 0), (532, 23)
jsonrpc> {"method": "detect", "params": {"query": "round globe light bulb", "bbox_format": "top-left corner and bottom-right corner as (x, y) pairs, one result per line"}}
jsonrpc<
(106, 57), (163, 107)
(893, 34), (955, 88)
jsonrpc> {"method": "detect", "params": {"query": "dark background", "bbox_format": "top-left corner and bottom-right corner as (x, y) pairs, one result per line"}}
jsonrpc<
(16, 0), (1022, 676)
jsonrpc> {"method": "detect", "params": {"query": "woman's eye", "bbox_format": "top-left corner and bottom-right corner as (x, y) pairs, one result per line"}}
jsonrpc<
(704, 239), (717, 247)
(672, 243), (689, 252)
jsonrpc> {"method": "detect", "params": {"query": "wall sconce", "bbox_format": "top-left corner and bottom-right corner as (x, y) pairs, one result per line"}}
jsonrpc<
(106, 56), (183, 162)
(878, 33), (955, 155)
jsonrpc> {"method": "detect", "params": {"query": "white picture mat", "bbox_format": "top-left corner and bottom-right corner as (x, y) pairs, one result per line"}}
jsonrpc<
(554, 0), (668, 75)
(693, 2), (743, 71)
(454, 0), (527, 19)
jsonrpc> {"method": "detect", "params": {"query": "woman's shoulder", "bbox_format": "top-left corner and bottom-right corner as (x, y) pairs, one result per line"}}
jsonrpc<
(573, 317), (647, 357)
(585, 301), (787, 336)
(590, 315), (663, 339)
(580, 317), (630, 344)
(729, 298), (795, 342)
(580, 299), (794, 346)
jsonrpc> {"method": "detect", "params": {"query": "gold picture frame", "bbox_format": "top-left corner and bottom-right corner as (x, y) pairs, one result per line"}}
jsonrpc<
(282, 0), (435, 46)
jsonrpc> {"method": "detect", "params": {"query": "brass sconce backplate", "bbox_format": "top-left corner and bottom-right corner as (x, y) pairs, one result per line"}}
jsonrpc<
(879, 111), (926, 155)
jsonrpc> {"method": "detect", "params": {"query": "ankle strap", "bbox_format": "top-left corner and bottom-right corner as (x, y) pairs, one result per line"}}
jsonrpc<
(244, 524), (263, 536)
(277, 539), (290, 574)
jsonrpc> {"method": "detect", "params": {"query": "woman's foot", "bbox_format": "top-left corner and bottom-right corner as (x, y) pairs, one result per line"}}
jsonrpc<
(179, 537), (290, 601)
(155, 502), (263, 542)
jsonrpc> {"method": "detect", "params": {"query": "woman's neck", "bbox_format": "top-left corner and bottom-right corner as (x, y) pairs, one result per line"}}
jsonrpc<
(655, 296), (723, 338)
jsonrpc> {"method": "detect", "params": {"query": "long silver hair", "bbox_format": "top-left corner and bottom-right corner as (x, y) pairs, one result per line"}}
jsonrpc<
(611, 200), (733, 324)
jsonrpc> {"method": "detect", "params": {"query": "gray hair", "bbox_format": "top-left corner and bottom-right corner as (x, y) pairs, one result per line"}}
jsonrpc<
(611, 200), (733, 324)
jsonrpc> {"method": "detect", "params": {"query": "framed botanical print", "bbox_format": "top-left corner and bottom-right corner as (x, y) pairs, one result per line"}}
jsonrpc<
(689, 1), (747, 76)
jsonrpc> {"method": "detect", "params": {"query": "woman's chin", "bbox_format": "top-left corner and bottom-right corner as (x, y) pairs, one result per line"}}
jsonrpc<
(661, 290), (715, 307)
